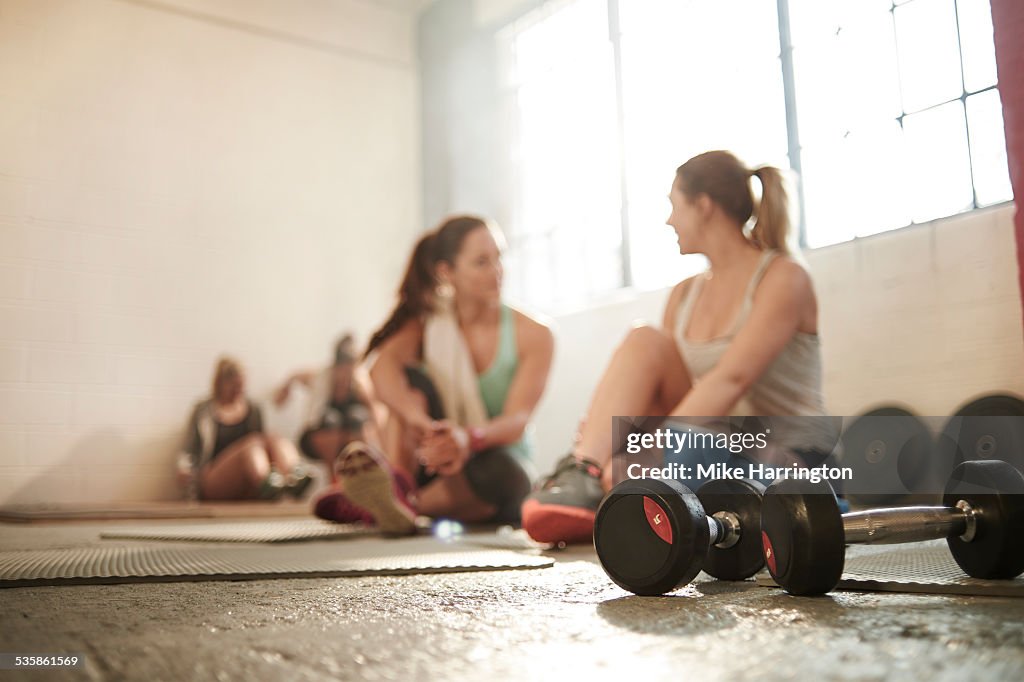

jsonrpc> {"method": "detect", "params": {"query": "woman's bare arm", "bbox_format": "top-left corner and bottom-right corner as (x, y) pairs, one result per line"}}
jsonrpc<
(368, 319), (436, 434)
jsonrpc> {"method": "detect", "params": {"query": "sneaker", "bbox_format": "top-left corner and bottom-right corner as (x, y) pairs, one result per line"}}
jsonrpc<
(520, 454), (605, 545)
(313, 489), (375, 525)
(313, 468), (415, 525)
(335, 441), (417, 536)
(257, 470), (286, 500)
(284, 464), (315, 500)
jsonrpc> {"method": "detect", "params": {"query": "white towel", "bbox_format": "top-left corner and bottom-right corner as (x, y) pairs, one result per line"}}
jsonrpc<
(423, 302), (489, 428)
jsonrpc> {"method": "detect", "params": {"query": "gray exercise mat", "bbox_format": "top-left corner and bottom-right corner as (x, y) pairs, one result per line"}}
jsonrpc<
(755, 540), (1024, 597)
(0, 539), (554, 588)
(100, 519), (374, 543)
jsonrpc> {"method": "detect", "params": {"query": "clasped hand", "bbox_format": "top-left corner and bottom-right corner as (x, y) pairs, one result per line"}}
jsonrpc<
(416, 420), (470, 476)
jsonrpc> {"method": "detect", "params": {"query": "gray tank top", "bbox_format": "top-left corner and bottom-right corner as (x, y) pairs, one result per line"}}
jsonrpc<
(674, 251), (832, 451)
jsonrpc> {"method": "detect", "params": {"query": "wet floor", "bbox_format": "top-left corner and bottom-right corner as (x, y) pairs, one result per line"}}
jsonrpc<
(1, 521), (1022, 681)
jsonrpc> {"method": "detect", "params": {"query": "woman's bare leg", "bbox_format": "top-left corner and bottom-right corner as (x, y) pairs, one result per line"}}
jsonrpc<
(264, 434), (300, 474)
(572, 325), (692, 490)
(199, 436), (270, 500)
(377, 391), (499, 521)
(307, 429), (348, 478)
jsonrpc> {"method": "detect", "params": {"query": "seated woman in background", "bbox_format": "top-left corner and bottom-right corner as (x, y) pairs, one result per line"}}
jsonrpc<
(320, 215), (554, 534)
(275, 334), (387, 522)
(180, 357), (312, 501)
(521, 150), (831, 544)
(274, 334), (381, 472)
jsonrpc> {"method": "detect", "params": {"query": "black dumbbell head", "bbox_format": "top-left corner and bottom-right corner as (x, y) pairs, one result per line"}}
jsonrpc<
(696, 478), (766, 580)
(841, 408), (934, 505)
(943, 459), (1024, 579)
(938, 395), (1024, 475)
(594, 478), (709, 596)
(760, 477), (845, 596)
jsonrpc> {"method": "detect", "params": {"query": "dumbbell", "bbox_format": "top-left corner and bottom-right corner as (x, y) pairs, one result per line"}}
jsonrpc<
(594, 477), (765, 596)
(938, 394), (1024, 473)
(760, 459), (1024, 595)
(839, 407), (936, 506)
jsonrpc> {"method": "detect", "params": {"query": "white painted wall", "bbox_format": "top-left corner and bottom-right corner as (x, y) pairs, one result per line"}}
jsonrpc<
(528, 204), (1024, 477)
(0, 0), (422, 504)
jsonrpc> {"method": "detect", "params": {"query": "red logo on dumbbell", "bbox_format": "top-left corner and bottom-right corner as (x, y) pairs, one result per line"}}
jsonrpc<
(762, 531), (777, 575)
(643, 496), (673, 545)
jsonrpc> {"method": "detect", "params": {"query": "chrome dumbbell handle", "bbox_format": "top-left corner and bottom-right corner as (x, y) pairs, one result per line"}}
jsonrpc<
(706, 511), (741, 549)
(842, 501), (977, 545)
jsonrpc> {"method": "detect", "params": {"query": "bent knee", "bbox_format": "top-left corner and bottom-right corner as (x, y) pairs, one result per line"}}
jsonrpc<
(240, 445), (271, 485)
(620, 325), (675, 364)
(463, 449), (532, 511)
(623, 324), (673, 348)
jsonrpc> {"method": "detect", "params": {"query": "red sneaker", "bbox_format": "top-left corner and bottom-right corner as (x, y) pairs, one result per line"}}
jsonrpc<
(521, 454), (605, 545)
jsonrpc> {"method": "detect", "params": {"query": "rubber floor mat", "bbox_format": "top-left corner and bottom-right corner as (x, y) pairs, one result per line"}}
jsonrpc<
(0, 539), (553, 588)
(100, 519), (373, 543)
(755, 540), (1024, 597)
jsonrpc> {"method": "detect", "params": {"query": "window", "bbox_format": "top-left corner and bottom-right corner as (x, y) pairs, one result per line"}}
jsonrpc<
(793, 0), (1011, 247)
(618, 0), (791, 291)
(500, 0), (622, 311)
(500, 0), (1011, 310)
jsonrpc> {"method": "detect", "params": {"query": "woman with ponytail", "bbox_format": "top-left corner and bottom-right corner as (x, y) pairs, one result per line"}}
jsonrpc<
(322, 215), (554, 533)
(522, 150), (831, 545)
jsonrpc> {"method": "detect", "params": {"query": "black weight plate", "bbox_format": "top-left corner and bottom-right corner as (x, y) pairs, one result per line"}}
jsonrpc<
(840, 407), (933, 505)
(943, 459), (1024, 579)
(939, 394), (1024, 474)
(696, 478), (766, 581)
(760, 477), (844, 596)
(594, 478), (709, 596)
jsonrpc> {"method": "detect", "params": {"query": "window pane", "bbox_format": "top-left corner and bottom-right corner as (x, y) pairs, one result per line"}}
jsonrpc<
(894, 0), (963, 113)
(801, 120), (910, 248)
(903, 100), (973, 222)
(618, 0), (789, 290)
(503, 0), (622, 311)
(790, 0), (901, 146)
(957, 0), (998, 92)
(966, 89), (1012, 206)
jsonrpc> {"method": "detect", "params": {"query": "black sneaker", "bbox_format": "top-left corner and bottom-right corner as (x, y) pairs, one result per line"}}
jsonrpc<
(521, 454), (605, 544)
(257, 470), (286, 500)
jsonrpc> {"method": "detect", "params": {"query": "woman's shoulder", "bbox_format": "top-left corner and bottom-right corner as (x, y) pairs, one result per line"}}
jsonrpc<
(759, 252), (814, 295)
(380, 316), (426, 351)
(667, 273), (704, 308)
(507, 305), (554, 349)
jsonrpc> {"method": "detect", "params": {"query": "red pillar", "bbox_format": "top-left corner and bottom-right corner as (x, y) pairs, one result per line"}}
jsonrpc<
(990, 0), (1024, 331)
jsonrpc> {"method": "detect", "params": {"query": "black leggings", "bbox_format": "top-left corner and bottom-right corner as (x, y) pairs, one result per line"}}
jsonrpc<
(405, 367), (532, 524)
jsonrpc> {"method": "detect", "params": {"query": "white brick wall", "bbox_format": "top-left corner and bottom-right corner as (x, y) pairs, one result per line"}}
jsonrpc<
(0, 0), (422, 505)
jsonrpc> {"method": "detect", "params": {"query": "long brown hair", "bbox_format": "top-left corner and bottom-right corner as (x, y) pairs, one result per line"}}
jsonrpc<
(675, 150), (792, 253)
(364, 215), (490, 357)
(211, 356), (243, 404)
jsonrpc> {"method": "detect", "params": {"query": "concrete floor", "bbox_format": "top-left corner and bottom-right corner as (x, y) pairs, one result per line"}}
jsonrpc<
(1, 520), (1023, 682)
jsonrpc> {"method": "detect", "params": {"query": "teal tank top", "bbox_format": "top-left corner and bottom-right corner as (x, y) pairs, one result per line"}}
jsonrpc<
(477, 305), (531, 462)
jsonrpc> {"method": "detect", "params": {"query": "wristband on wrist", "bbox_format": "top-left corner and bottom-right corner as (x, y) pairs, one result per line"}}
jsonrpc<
(468, 426), (487, 453)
